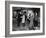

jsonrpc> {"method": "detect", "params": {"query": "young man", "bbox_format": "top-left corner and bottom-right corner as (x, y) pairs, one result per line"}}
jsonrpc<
(27, 10), (34, 30)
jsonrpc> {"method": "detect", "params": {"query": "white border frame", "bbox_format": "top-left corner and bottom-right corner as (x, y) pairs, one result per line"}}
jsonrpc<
(10, 4), (43, 34)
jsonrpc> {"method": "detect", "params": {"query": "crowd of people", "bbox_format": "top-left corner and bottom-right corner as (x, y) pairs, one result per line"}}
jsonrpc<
(12, 8), (40, 31)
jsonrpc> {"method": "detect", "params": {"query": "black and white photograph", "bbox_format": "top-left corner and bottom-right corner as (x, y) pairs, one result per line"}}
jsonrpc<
(5, 1), (45, 37)
(12, 7), (40, 31)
